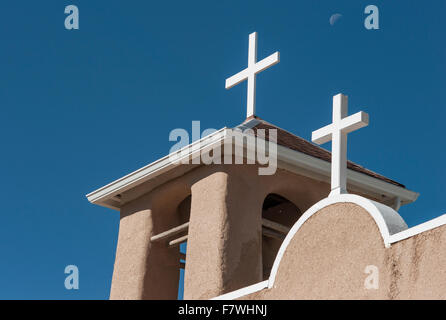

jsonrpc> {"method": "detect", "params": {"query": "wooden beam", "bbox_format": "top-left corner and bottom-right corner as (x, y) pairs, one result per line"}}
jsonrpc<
(111, 195), (122, 203)
(180, 252), (186, 261)
(262, 227), (285, 240)
(150, 222), (189, 242)
(262, 218), (290, 234)
(180, 262), (186, 269)
(169, 235), (188, 247)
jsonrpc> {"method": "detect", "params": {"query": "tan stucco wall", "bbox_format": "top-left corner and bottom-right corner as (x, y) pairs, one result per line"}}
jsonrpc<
(110, 179), (190, 299)
(245, 203), (446, 300)
(110, 155), (407, 300)
(183, 164), (334, 299)
(110, 163), (335, 300)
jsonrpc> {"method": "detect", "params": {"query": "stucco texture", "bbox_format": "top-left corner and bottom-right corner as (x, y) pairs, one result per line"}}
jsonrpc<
(110, 163), (335, 300)
(245, 203), (446, 300)
(109, 161), (435, 300)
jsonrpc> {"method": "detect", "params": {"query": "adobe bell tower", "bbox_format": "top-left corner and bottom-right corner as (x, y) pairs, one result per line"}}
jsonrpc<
(86, 32), (418, 300)
(86, 116), (415, 299)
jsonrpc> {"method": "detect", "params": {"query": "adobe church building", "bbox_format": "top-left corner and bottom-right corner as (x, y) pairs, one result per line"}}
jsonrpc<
(86, 32), (446, 300)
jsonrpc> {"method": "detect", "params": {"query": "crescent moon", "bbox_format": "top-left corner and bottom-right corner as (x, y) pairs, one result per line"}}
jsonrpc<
(329, 13), (343, 26)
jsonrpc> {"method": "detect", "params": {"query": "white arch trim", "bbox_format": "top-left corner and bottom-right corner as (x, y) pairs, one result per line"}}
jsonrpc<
(267, 194), (408, 289)
(210, 194), (409, 299)
(211, 195), (446, 300)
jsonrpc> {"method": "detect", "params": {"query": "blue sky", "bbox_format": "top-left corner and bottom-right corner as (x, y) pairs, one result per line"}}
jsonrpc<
(0, 1), (444, 299)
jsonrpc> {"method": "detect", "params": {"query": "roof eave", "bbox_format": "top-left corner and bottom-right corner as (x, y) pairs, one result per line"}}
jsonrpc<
(86, 128), (419, 210)
(86, 127), (229, 209)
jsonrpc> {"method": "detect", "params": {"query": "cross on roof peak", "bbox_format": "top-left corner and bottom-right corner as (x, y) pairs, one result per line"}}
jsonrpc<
(225, 32), (280, 119)
(312, 93), (369, 197)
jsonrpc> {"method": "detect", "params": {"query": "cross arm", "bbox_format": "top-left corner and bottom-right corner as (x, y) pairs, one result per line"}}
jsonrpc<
(225, 52), (280, 89)
(340, 111), (369, 133)
(312, 124), (333, 145)
(225, 68), (250, 89)
(254, 52), (280, 74)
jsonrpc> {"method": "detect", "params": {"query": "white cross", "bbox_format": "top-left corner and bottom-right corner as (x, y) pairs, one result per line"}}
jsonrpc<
(312, 94), (369, 197)
(225, 32), (280, 119)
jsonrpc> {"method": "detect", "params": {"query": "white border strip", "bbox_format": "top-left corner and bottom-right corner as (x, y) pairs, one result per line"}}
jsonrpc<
(87, 128), (418, 210)
(86, 128), (228, 206)
(389, 214), (446, 244)
(267, 194), (407, 289)
(211, 280), (268, 300)
(211, 194), (407, 300)
(210, 198), (446, 300)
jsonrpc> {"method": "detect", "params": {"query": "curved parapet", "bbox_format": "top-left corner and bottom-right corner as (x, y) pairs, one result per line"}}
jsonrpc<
(268, 194), (408, 289)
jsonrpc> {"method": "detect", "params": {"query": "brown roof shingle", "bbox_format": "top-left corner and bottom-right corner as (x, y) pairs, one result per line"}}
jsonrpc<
(237, 118), (405, 189)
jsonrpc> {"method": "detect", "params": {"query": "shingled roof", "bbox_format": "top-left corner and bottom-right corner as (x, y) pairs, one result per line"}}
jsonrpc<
(238, 117), (405, 189)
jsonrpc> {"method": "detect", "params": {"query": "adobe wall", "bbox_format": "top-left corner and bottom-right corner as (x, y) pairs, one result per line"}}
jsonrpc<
(244, 203), (446, 300)
(386, 226), (446, 299)
(183, 164), (332, 299)
(110, 163), (335, 300)
(110, 157), (398, 300)
(110, 180), (190, 299)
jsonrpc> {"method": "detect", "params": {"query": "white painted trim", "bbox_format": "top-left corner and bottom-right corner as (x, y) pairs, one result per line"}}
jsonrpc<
(210, 280), (268, 300)
(272, 144), (418, 205)
(209, 198), (446, 300)
(209, 199), (446, 301)
(211, 195), (409, 300)
(267, 194), (407, 289)
(389, 214), (446, 244)
(86, 128), (418, 210)
(86, 128), (228, 208)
